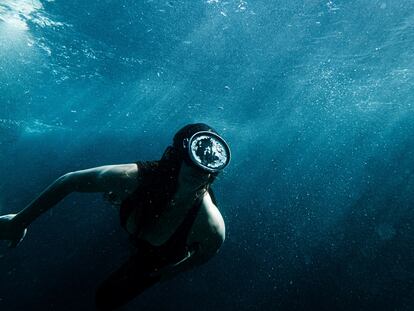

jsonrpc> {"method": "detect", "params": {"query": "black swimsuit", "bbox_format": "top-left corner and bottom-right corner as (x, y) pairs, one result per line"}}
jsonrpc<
(127, 193), (204, 273)
(119, 161), (208, 270)
(95, 161), (211, 311)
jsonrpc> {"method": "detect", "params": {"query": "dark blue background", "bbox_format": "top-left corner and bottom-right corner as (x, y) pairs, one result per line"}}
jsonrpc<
(1, 0), (414, 310)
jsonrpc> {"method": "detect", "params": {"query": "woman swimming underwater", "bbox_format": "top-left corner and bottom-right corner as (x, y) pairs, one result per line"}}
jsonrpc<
(0, 123), (231, 310)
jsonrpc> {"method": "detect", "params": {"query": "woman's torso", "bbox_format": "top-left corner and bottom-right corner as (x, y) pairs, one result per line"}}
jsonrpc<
(105, 164), (225, 251)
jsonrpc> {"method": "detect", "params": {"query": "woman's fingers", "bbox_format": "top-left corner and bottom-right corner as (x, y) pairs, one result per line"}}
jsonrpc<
(7, 228), (27, 248)
(0, 214), (14, 240)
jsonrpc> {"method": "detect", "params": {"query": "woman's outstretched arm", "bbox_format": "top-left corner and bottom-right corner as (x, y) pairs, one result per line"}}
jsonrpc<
(0, 164), (139, 246)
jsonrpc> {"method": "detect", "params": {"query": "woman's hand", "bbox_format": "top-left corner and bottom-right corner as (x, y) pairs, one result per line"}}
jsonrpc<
(0, 214), (27, 248)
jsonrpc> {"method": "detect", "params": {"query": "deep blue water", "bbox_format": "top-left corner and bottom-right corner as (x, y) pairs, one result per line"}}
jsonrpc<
(1, 0), (414, 310)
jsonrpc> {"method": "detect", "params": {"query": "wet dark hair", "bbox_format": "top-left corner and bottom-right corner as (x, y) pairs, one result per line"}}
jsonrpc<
(141, 124), (218, 216)
(173, 123), (218, 154)
(120, 124), (220, 229)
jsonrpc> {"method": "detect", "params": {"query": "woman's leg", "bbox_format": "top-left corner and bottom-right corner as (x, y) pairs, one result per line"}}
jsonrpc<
(95, 255), (161, 311)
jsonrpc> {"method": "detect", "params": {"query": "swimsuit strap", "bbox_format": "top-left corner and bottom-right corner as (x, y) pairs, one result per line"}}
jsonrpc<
(162, 190), (205, 250)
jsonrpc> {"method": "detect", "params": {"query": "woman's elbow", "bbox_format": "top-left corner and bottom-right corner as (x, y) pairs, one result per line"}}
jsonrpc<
(55, 172), (77, 194)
